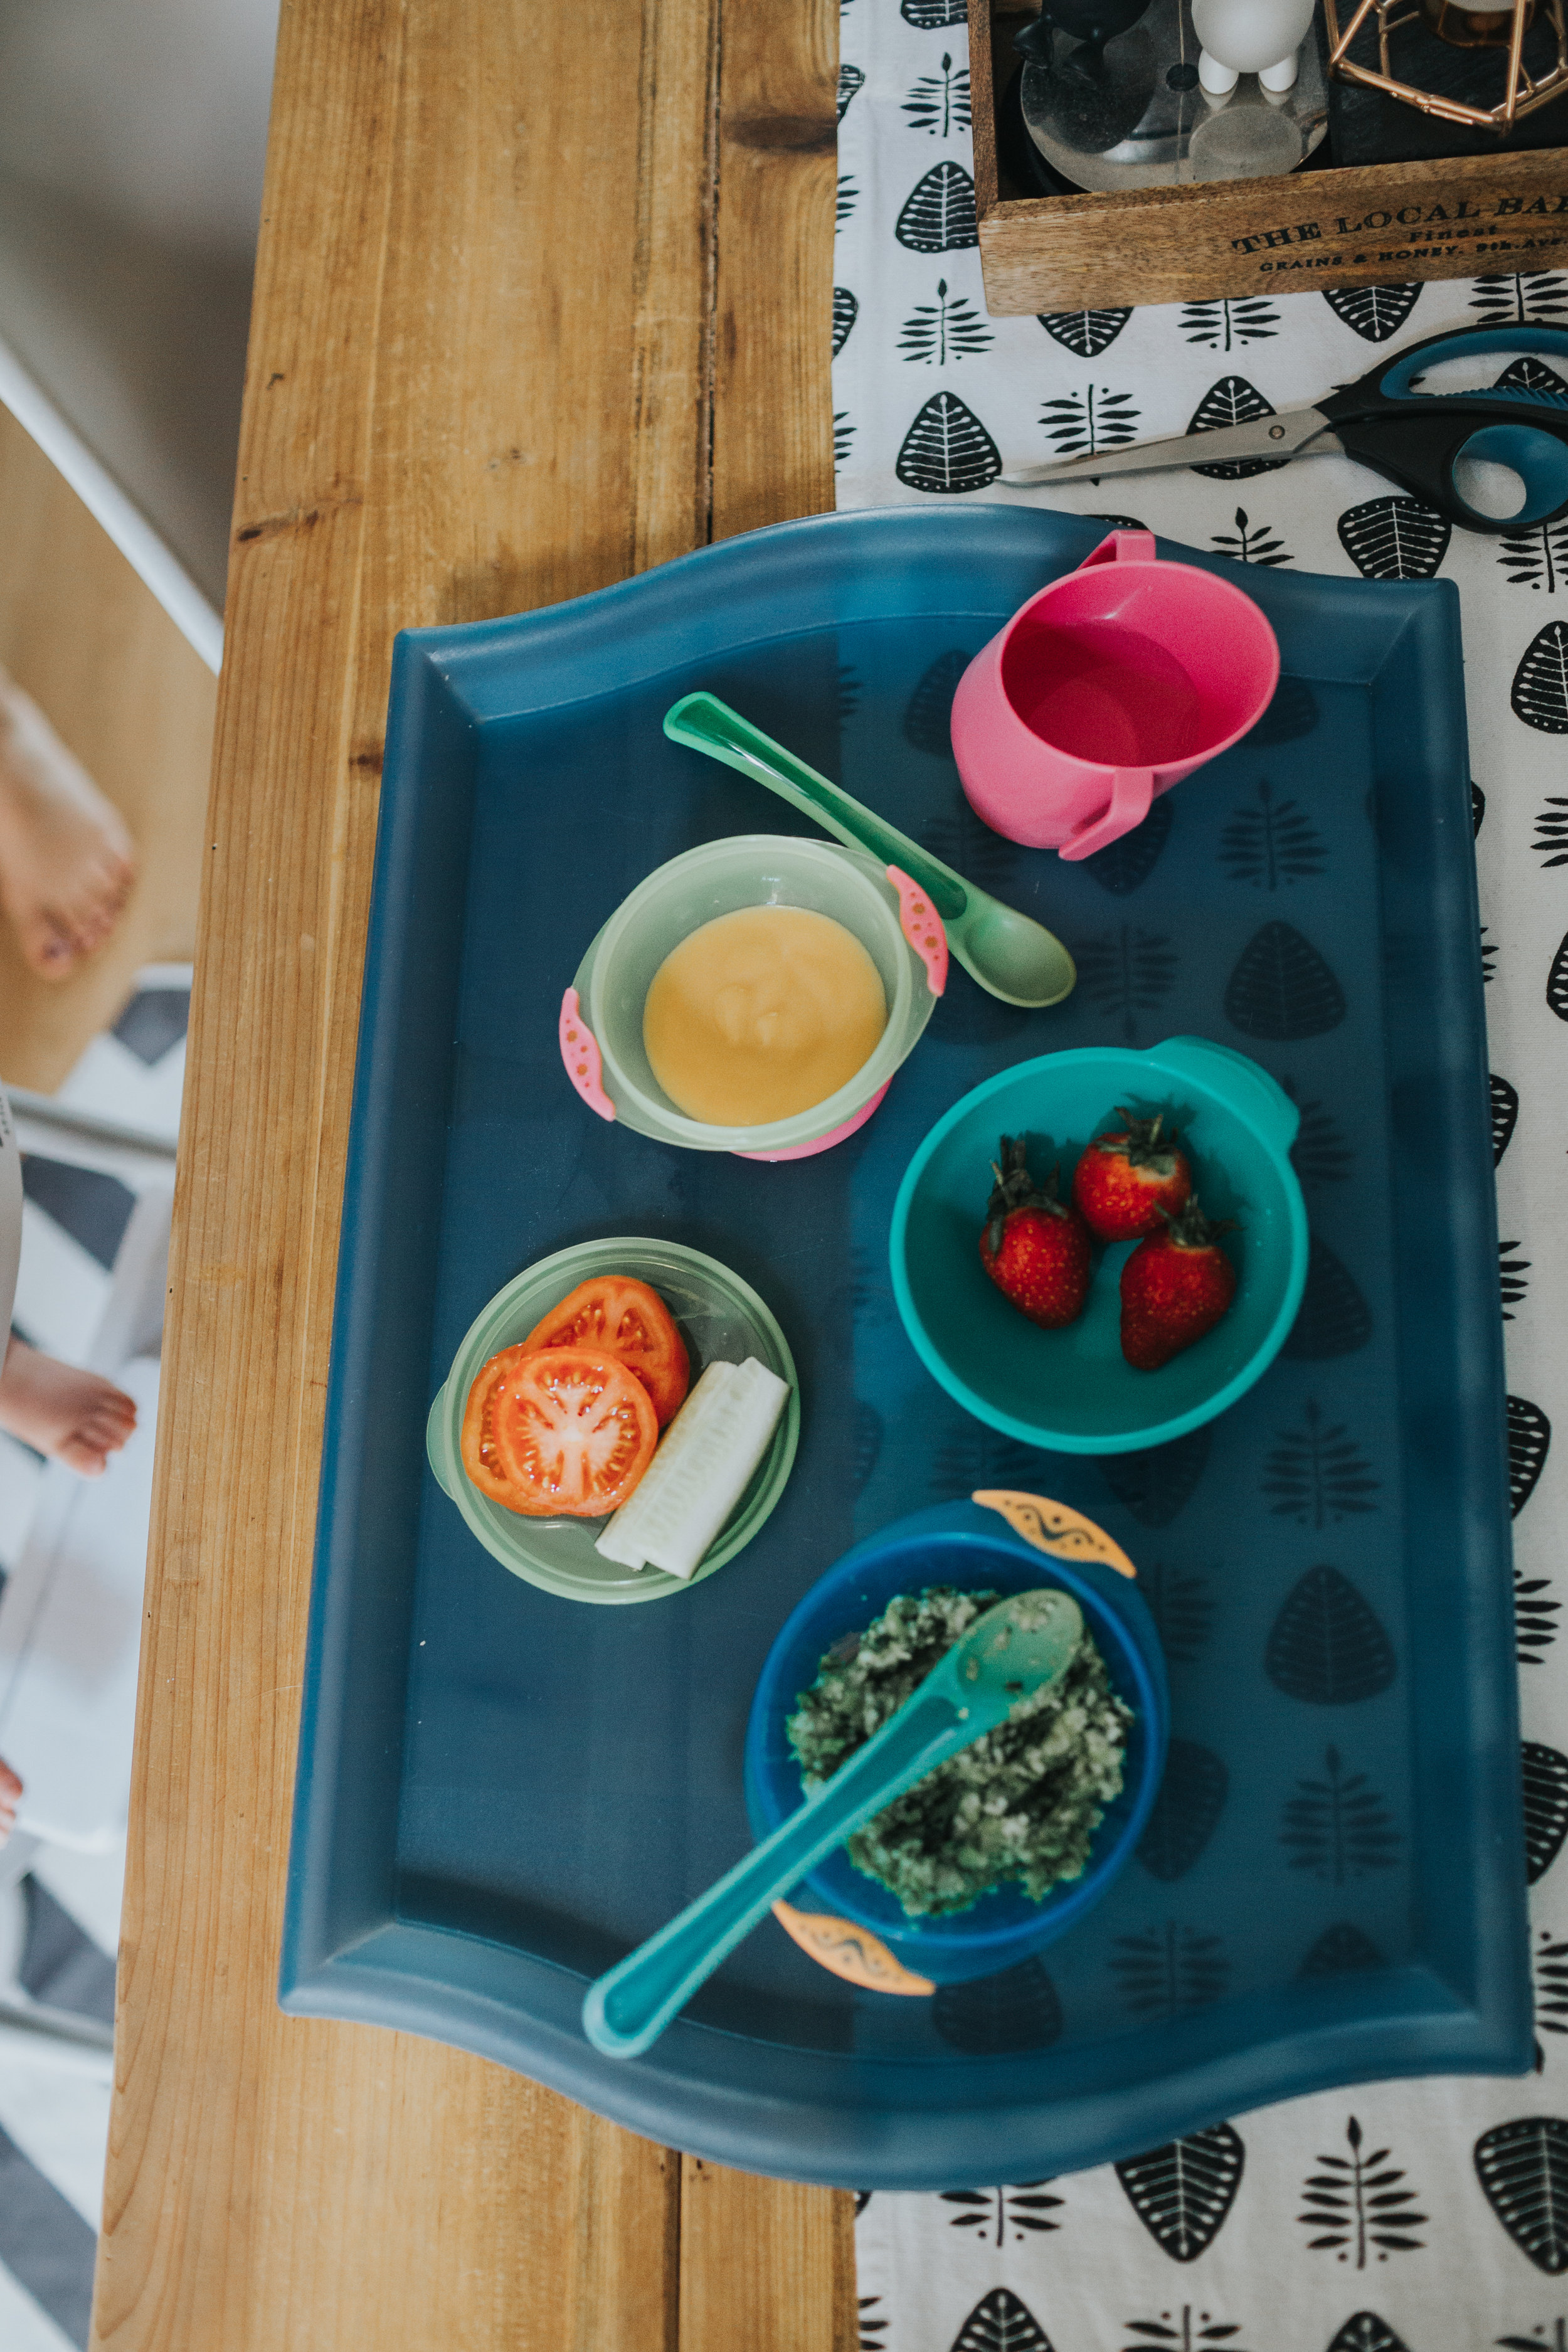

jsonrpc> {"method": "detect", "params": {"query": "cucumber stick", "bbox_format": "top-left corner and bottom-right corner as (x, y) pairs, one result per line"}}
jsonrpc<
(595, 1357), (789, 1578)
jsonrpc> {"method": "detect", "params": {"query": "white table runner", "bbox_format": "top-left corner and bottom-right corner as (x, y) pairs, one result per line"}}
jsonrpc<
(836, 11), (1568, 2348)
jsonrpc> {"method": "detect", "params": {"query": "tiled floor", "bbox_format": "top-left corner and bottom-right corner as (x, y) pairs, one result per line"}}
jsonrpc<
(0, 969), (187, 2348)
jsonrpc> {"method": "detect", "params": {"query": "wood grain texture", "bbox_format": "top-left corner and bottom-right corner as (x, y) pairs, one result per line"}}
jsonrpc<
(93, 0), (851, 2345)
(0, 405), (214, 1092)
(972, 0), (1568, 311)
(680, 2159), (858, 2352)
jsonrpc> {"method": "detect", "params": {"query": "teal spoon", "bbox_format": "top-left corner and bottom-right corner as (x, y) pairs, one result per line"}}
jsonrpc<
(663, 692), (1077, 1010)
(581, 1587), (1084, 2058)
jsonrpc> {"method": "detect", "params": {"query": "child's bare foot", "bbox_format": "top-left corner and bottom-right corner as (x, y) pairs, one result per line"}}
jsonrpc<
(0, 669), (135, 979)
(0, 1337), (136, 1476)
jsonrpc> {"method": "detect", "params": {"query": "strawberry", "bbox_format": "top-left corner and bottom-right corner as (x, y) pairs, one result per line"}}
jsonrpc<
(1120, 1197), (1239, 1370)
(980, 1136), (1092, 1330)
(1073, 1108), (1192, 1242)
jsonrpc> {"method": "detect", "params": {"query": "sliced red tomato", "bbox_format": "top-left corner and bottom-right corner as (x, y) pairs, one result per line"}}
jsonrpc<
(520, 1275), (690, 1427)
(468, 1346), (658, 1518)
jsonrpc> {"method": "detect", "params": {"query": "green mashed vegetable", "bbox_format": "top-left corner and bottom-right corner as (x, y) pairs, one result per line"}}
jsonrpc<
(786, 1586), (1133, 1919)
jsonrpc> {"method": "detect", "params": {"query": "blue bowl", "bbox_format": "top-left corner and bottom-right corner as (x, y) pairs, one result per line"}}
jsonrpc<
(889, 1035), (1308, 1456)
(744, 1501), (1168, 1986)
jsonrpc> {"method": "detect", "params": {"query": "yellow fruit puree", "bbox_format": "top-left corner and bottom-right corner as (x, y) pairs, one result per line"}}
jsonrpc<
(643, 904), (887, 1126)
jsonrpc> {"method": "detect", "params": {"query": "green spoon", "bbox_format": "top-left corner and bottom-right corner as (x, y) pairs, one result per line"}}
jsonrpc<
(663, 692), (1077, 1010)
(581, 1586), (1084, 2059)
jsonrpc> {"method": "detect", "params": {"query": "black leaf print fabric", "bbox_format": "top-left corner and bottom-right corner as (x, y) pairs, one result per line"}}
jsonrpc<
(1187, 378), (1288, 480)
(1548, 934), (1568, 1020)
(1281, 1237), (1373, 1361)
(1142, 1562), (1215, 1665)
(903, 649), (972, 753)
(1220, 782), (1325, 887)
(1249, 675), (1319, 745)
(834, 411), (856, 469)
(895, 162), (978, 252)
(1137, 1739), (1229, 1881)
(1495, 352), (1568, 404)
(1281, 1747), (1399, 1881)
(1502, 1240), (1532, 1321)
(1181, 296), (1278, 349)
(1298, 1922), (1386, 1977)
(1115, 2124), (1246, 2259)
(1077, 924), (1178, 1040)
(1082, 795), (1173, 894)
(1110, 1922), (1230, 2018)
(1498, 520), (1568, 593)
(1263, 1402), (1377, 1527)
(1535, 797), (1568, 863)
(859, 2293), (887, 2350)
(1039, 385), (1142, 458)
(832, 287), (858, 358)
(901, 0), (967, 21)
(933, 1962), (1063, 2055)
(1512, 623), (1568, 732)
(939, 2184), (1064, 2242)
(1525, 1744), (1568, 1884)
(1510, 1395), (1552, 1515)
(1517, 1561), (1560, 1668)
(903, 53), (970, 134)
(948, 2287), (1056, 2352)
(838, 61), (864, 120)
(1324, 2314), (1412, 2351)
(1323, 282), (1422, 340)
(1225, 922), (1346, 1038)
(1473, 778), (1486, 834)
(1288, 1093), (1354, 1189)
(1470, 272), (1568, 325)
(1210, 507), (1290, 567)
(1037, 307), (1131, 357)
(896, 393), (1000, 493)
(1101, 1427), (1210, 1525)
(1535, 1930), (1568, 2053)
(837, 174), (859, 227)
(1266, 1568), (1396, 1705)
(1475, 2117), (1568, 2269)
(1298, 2116), (1426, 2264)
(1337, 497), (1451, 583)
(1493, 1073), (1520, 1162)
(1120, 2303), (1252, 2349)
(899, 280), (993, 364)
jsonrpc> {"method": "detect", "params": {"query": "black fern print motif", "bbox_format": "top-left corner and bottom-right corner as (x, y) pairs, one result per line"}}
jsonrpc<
(1288, 1089), (1354, 1189)
(1077, 924), (1178, 1041)
(1476, 2117), (1568, 2271)
(850, 1399), (882, 1500)
(1518, 1562), (1561, 1668)
(1526, 1744), (1568, 1883)
(1040, 384), (1142, 458)
(1496, 2327), (1568, 2352)
(1471, 272), (1568, 325)
(1266, 1567), (1395, 1704)
(832, 287), (858, 358)
(1549, 935), (1568, 1019)
(1225, 921), (1346, 1038)
(1138, 1739), (1228, 1881)
(1142, 1560), (1215, 1666)
(1475, 779), (1486, 834)
(1298, 2116), (1426, 2265)
(834, 411), (856, 469)
(903, 53), (970, 134)
(854, 2190), (872, 2216)
(1187, 378), (1288, 479)
(933, 1959), (1063, 2054)
(1338, 495), (1451, 581)
(1327, 2316), (1411, 2352)
(1502, 1239), (1532, 1320)
(1281, 1237), (1373, 1360)
(895, 162), (978, 252)
(1324, 282), (1422, 341)
(1038, 305), (1131, 356)
(1495, 1073), (1521, 1162)
(1120, 2306), (1253, 2352)
(1102, 1428), (1211, 1527)
(1211, 507), (1290, 566)
(1483, 926), (1499, 983)
(859, 2295), (888, 2352)
(904, 649), (973, 755)
(1111, 1922), (1229, 2020)
(903, 0), (967, 22)
(896, 394), (1000, 494)
(1497, 352), (1568, 405)
(1513, 622), (1568, 731)
(940, 2183), (1064, 2243)
(1299, 1922), (1385, 1977)
(1263, 1402), (1378, 1528)
(837, 61), (863, 119)
(949, 2287), (1056, 2352)
(899, 279), (993, 364)
(836, 174), (858, 228)
(1535, 798), (1568, 864)
(1221, 781), (1325, 887)
(1282, 1747), (1399, 1882)
(1499, 519), (1568, 592)
(1512, 1396), (1552, 1515)
(1115, 2124), (1246, 2260)
(1537, 1932), (1568, 2066)
(1182, 295), (1278, 348)
(1083, 794), (1173, 894)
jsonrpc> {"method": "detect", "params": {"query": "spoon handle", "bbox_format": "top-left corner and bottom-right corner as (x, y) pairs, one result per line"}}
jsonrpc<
(582, 1681), (989, 2059)
(664, 692), (969, 922)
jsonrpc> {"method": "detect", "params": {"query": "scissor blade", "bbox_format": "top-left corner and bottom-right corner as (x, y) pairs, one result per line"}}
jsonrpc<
(999, 408), (1340, 487)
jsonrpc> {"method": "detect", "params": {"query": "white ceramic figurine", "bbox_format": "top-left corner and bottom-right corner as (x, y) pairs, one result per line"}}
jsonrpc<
(1190, 0), (1316, 94)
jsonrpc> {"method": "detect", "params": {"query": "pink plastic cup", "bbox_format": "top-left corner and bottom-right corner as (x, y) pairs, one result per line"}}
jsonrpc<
(950, 530), (1280, 860)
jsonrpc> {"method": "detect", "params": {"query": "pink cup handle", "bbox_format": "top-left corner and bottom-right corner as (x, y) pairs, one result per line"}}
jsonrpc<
(559, 987), (615, 1121)
(1059, 768), (1155, 862)
(1079, 528), (1157, 569)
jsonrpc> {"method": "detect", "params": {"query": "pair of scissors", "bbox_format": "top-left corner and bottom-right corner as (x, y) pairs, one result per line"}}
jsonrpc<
(1000, 323), (1568, 535)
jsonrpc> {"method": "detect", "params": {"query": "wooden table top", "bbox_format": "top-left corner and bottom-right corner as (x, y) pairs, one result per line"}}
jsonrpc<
(90, 3), (853, 2344)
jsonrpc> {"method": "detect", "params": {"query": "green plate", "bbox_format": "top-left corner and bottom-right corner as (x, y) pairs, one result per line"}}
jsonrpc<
(426, 1236), (799, 1604)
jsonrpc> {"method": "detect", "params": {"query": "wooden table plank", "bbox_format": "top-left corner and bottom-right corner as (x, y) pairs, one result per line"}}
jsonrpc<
(93, 0), (854, 2343)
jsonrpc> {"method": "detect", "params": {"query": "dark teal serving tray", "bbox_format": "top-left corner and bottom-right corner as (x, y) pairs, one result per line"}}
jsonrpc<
(280, 506), (1530, 2189)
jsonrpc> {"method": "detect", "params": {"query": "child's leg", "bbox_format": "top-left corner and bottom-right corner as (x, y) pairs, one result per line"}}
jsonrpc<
(0, 1335), (135, 1476)
(0, 667), (135, 979)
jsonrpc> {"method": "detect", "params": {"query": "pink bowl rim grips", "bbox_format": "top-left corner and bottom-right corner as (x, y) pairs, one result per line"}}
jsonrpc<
(559, 987), (615, 1122)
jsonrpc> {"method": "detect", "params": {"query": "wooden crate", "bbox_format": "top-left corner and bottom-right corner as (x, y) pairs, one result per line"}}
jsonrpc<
(972, 0), (1568, 310)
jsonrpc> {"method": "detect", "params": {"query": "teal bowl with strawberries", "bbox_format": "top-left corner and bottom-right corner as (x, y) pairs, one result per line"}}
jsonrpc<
(889, 1036), (1308, 1455)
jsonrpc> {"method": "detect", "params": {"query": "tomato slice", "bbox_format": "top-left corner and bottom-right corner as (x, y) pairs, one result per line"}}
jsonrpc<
(471, 1347), (658, 1518)
(520, 1276), (690, 1427)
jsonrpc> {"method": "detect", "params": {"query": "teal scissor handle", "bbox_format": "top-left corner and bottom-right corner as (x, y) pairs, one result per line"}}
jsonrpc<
(1318, 323), (1568, 532)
